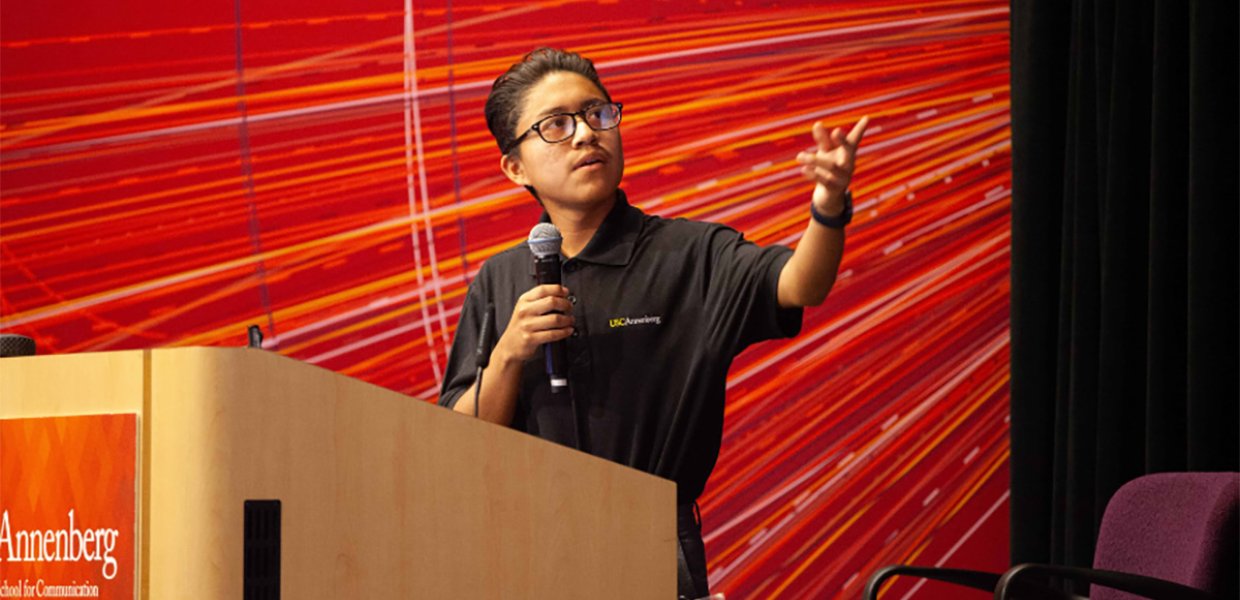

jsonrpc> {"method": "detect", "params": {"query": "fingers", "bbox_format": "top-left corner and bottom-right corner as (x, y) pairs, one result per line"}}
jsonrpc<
(524, 313), (575, 333)
(811, 121), (833, 152)
(509, 310), (574, 349)
(796, 144), (853, 175)
(500, 284), (575, 361)
(521, 327), (575, 346)
(846, 115), (869, 148)
(516, 286), (571, 315)
(514, 285), (572, 321)
(808, 116), (870, 151)
(519, 283), (569, 302)
(517, 294), (573, 319)
(830, 127), (846, 149)
(798, 116), (869, 180)
(800, 163), (850, 190)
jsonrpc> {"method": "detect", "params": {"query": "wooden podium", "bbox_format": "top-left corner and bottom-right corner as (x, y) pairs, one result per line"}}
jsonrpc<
(0, 347), (675, 598)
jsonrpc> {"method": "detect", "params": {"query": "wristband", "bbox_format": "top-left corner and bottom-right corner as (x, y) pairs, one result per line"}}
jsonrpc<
(810, 190), (853, 229)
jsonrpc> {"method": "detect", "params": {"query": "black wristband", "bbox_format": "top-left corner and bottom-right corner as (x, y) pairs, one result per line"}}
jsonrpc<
(810, 190), (853, 229)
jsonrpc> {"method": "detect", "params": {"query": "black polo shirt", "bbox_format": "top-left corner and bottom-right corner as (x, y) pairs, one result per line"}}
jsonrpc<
(439, 190), (802, 503)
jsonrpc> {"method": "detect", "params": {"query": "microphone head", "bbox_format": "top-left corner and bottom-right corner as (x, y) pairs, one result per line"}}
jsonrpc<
(527, 223), (562, 258)
(0, 333), (36, 357)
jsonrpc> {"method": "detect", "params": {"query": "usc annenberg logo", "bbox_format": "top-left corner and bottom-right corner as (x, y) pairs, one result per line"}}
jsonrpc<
(2, 413), (136, 599)
(0, 510), (120, 581)
(608, 314), (663, 328)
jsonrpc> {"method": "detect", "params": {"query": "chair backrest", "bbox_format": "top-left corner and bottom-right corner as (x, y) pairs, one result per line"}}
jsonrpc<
(1091, 472), (1238, 600)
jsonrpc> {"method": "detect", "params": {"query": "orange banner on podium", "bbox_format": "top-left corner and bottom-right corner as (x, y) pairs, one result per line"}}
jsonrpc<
(1, 414), (137, 599)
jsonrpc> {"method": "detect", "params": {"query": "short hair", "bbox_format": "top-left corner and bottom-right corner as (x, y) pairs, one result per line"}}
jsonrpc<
(485, 47), (612, 156)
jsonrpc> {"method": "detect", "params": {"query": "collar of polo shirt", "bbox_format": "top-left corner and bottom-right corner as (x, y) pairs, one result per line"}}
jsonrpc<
(537, 189), (643, 266)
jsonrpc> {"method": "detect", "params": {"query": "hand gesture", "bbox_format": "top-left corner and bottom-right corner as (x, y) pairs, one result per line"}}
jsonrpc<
(796, 115), (869, 212)
(495, 284), (574, 362)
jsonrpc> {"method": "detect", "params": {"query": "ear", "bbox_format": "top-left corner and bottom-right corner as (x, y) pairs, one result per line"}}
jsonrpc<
(500, 152), (528, 187)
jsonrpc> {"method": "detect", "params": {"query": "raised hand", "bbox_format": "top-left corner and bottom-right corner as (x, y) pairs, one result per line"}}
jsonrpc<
(796, 115), (869, 213)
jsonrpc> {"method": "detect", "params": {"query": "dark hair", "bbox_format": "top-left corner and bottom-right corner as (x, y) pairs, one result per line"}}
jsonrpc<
(485, 47), (612, 156)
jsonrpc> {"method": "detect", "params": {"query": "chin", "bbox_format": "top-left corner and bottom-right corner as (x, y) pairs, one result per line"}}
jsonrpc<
(544, 185), (617, 210)
(539, 164), (624, 208)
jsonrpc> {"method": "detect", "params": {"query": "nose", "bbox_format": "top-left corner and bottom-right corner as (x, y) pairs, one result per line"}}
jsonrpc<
(570, 113), (598, 147)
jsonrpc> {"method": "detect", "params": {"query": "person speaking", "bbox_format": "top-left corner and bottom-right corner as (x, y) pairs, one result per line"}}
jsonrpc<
(438, 47), (868, 600)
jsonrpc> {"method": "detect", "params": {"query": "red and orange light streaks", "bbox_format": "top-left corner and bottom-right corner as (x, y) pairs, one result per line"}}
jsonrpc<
(2, 1), (1010, 597)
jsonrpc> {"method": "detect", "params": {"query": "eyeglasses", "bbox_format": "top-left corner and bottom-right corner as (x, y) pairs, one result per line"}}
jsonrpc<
(505, 102), (623, 154)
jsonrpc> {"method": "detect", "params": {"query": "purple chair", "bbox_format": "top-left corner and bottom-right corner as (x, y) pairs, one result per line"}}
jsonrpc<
(864, 472), (1239, 599)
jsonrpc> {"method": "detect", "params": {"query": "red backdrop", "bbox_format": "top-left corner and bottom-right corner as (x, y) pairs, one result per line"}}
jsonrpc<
(1, 1), (1011, 597)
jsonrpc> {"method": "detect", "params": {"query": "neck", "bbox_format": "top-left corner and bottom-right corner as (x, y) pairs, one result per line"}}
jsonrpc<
(544, 193), (617, 257)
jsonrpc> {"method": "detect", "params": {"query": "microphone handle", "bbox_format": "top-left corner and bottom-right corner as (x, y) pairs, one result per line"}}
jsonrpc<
(473, 304), (494, 419)
(475, 304), (494, 369)
(533, 255), (569, 393)
(534, 254), (562, 286)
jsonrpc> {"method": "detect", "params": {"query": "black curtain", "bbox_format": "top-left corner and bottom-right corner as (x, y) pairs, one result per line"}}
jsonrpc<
(1010, 0), (1239, 588)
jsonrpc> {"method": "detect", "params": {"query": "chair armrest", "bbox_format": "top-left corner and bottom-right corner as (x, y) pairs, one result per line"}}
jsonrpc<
(863, 565), (1001, 599)
(995, 563), (1218, 600)
(864, 564), (1078, 600)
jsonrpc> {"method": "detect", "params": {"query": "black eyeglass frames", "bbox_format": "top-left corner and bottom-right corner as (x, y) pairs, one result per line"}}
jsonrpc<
(505, 102), (623, 154)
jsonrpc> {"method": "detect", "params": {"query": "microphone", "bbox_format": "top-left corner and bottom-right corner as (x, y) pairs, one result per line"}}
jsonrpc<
(473, 304), (494, 419)
(246, 325), (264, 349)
(0, 333), (36, 357)
(475, 304), (495, 370)
(527, 223), (569, 393)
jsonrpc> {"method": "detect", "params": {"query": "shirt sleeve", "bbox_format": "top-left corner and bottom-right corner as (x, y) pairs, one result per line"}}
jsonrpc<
(438, 273), (494, 410)
(703, 225), (803, 354)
